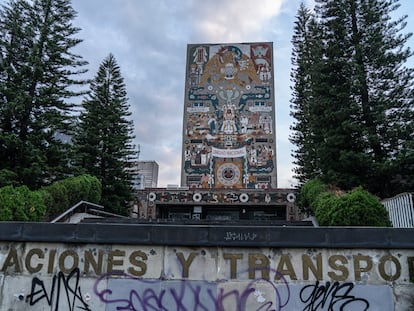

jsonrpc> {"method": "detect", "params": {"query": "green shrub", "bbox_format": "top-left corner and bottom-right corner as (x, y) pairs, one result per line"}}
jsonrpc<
(298, 179), (327, 213)
(43, 182), (69, 219)
(315, 187), (391, 227)
(0, 174), (102, 221)
(85, 174), (102, 203)
(0, 186), (15, 221)
(42, 174), (102, 219)
(0, 185), (46, 221)
(314, 192), (338, 226)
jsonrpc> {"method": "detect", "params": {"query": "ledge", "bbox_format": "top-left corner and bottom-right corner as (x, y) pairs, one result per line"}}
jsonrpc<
(0, 222), (413, 248)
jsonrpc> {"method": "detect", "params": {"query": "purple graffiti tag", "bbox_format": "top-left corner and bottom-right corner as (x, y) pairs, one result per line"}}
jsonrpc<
(169, 281), (212, 311)
(94, 273), (217, 310)
(219, 268), (290, 311)
(93, 268), (291, 311)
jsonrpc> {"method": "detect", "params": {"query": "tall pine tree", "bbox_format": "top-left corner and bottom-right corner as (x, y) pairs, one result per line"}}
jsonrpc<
(290, 3), (323, 183)
(291, 0), (414, 197)
(0, 0), (87, 188)
(73, 54), (137, 215)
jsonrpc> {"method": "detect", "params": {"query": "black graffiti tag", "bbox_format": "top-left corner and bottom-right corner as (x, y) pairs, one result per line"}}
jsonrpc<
(299, 281), (369, 311)
(26, 267), (91, 311)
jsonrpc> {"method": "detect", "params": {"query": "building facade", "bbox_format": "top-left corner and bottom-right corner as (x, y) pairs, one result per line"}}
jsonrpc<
(132, 161), (159, 190)
(181, 43), (277, 189)
(134, 42), (300, 222)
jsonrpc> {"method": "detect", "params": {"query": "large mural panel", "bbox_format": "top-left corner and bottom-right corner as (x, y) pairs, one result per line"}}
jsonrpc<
(182, 43), (277, 189)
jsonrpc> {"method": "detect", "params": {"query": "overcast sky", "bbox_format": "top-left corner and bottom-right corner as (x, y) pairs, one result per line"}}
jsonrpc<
(3, 0), (414, 188)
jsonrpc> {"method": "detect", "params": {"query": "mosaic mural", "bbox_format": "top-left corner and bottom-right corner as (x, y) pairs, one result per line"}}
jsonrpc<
(182, 43), (277, 189)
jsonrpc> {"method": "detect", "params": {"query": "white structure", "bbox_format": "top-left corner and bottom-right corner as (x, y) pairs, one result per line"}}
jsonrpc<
(382, 192), (414, 228)
(134, 161), (159, 189)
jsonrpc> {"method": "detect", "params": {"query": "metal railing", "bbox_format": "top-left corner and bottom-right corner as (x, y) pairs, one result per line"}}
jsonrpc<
(382, 193), (414, 228)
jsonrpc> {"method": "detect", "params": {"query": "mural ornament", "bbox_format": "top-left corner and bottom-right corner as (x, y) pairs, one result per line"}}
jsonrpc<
(148, 192), (156, 202)
(239, 193), (249, 203)
(287, 193), (296, 203)
(193, 193), (202, 202)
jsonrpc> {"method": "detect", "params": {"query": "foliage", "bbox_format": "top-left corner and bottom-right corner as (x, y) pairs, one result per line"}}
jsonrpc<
(0, 169), (19, 187)
(290, 3), (324, 183)
(314, 187), (391, 227)
(42, 182), (69, 219)
(297, 178), (327, 213)
(59, 174), (102, 207)
(0, 185), (46, 221)
(0, 174), (101, 221)
(42, 174), (102, 220)
(73, 54), (137, 215)
(0, 0), (87, 189)
(290, 0), (414, 198)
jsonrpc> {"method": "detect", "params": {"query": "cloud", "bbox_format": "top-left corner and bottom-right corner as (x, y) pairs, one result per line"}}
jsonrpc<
(69, 0), (295, 188)
(0, 0), (319, 188)
(187, 0), (283, 42)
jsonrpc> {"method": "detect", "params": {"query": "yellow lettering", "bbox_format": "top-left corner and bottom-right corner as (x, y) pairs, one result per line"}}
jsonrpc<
(84, 250), (104, 275)
(353, 255), (373, 281)
(1, 248), (21, 273)
(275, 254), (297, 281)
(328, 255), (349, 281)
(128, 251), (147, 277)
(47, 249), (57, 274)
(25, 248), (44, 273)
(223, 253), (243, 279)
(107, 249), (125, 273)
(302, 253), (322, 280)
(176, 252), (198, 278)
(378, 255), (401, 281)
(59, 250), (79, 273)
(248, 253), (270, 280)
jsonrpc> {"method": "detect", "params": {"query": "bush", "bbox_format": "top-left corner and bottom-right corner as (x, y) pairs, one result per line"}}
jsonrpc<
(0, 174), (102, 221)
(42, 174), (102, 219)
(0, 185), (46, 221)
(298, 179), (327, 213)
(315, 187), (391, 227)
(59, 174), (101, 206)
(0, 186), (15, 221)
(86, 175), (102, 203)
(43, 182), (69, 219)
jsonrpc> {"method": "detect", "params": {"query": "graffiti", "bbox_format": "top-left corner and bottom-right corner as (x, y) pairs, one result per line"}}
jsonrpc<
(224, 231), (258, 241)
(94, 270), (290, 311)
(299, 281), (369, 311)
(0, 243), (402, 310)
(26, 267), (91, 311)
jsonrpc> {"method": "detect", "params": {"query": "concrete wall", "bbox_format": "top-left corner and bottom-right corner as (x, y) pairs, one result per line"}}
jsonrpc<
(1, 223), (413, 310)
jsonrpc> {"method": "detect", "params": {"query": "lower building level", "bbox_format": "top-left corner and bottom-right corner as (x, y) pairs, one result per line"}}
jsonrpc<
(134, 187), (301, 223)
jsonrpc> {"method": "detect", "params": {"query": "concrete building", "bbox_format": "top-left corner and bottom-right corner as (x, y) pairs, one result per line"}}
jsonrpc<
(133, 161), (159, 189)
(134, 43), (302, 223)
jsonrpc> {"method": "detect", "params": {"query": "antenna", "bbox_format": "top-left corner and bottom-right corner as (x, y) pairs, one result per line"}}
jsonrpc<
(137, 144), (140, 160)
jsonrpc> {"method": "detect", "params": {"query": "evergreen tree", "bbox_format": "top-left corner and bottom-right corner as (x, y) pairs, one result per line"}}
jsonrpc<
(0, 0), (87, 188)
(291, 0), (414, 197)
(73, 54), (137, 215)
(290, 3), (323, 183)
